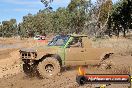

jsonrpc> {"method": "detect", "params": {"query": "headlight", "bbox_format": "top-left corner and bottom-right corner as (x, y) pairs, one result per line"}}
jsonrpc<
(20, 52), (37, 59)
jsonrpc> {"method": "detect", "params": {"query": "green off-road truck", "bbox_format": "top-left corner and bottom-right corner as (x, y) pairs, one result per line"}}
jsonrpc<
(19, 34), (113, 78)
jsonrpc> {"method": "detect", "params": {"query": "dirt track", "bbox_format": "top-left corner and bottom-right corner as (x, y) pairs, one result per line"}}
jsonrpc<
(0, 38), (132, 88)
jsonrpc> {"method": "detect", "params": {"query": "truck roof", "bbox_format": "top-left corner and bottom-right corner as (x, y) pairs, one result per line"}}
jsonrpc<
(56, 34), (88, 38)
(68, 34), (88, 37)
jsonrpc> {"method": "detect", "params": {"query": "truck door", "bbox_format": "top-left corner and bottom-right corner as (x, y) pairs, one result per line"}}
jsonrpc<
(65, 37), (86, 66)
(82, 37), (102, 65)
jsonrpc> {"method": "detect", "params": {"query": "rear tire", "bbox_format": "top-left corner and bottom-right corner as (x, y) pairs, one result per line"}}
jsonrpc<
(37, 57), (60, 78)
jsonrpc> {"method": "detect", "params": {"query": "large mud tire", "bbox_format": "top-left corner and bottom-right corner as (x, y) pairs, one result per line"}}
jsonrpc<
(37, 57), (60, 78)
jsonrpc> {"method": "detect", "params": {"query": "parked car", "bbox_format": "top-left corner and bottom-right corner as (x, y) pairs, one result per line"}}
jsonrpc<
(34, 35), (41, 40)
(34, 35), (46, 40)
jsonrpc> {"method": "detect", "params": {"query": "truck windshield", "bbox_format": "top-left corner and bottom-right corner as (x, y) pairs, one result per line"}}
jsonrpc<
(48, 35), (70, 46)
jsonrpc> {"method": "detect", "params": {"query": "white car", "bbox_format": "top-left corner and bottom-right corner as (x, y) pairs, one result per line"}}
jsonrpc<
(34, 35), (46, 40)
(34, 35), (41, 40)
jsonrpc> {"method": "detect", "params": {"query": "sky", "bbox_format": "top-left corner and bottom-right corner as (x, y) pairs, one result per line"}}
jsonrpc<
(0, 0), (118, 23)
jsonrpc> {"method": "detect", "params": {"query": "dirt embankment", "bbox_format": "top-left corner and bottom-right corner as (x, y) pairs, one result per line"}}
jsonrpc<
(0, 38), (48, 78)
(0, 50), (22, 78)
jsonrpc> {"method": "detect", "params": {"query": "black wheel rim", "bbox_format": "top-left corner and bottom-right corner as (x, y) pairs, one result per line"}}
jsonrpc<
(45, 64), (54, 75)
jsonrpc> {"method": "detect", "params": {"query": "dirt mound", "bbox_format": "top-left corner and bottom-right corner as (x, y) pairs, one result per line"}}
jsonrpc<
(0, 50), (22, 78)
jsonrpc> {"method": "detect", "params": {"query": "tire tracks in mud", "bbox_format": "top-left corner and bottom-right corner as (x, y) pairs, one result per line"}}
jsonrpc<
(38, 70), (78, 88)
(0, 65), (130, 88)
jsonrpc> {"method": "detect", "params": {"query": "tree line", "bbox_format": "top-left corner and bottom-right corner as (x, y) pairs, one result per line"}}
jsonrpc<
(0, 0), (131, 38)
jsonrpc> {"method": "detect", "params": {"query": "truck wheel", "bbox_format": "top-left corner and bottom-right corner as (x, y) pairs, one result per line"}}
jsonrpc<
(37, 57), (60, 78)
(23, 63), (33, 75)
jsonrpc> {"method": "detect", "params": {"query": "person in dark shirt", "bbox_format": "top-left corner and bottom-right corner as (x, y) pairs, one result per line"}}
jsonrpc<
(70, 38), (82, 47)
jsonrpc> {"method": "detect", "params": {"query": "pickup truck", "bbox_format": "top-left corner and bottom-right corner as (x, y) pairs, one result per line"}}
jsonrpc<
(19, 34), (113, 78)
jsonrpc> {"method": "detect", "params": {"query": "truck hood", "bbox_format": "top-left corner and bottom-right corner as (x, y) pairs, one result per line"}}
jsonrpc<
(20, 48), (37, 52)
(20, 45), (62, 53)
(19, 45), (64, 60)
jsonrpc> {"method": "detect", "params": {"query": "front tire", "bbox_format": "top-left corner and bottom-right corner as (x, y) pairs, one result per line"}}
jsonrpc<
(37, 57), (61, 78)
(23, 63), (33, 76)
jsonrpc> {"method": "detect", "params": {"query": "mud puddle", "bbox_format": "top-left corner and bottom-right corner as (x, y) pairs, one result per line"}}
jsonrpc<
(0, 43), (23, 50)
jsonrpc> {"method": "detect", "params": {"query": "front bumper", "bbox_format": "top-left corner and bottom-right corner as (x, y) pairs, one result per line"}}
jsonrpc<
(19, 50), (37, 60)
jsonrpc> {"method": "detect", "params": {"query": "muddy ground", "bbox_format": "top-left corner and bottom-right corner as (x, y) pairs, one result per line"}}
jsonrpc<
(0, 38), (132, 88)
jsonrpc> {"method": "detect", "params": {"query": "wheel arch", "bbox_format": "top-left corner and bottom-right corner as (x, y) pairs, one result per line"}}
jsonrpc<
(100, 52), (114, 61)
(39, 54), (62, 66)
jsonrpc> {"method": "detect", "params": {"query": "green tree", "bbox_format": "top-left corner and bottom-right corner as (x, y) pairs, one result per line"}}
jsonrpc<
(107, 0), (132, 37)
(1, 19), (17, 37)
